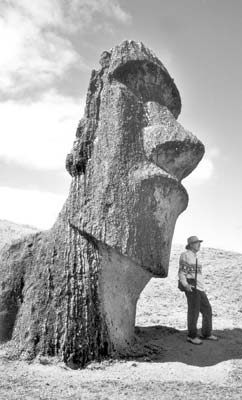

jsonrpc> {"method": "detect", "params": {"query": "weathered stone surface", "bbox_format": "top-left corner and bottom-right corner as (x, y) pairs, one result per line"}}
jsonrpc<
(0, 40), (204, 368)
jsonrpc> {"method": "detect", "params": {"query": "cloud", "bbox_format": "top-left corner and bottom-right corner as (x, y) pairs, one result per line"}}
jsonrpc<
(0, 0), (131, 175)
(64, 0), (132, 28)
(0, 91), (84, 170)
(183, 147), (219, 185)
(188, 157), (214, 181)
(0, 186), (65, 230)
(0, 158), (70, 195)
(0, 0), (130, 96)
(0, 5), (82, 96)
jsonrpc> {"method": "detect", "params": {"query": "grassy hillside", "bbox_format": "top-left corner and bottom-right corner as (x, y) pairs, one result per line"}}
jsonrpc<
(0, 219), (39, 252)
(1, 218), (241, 328)
(136, 243), (242, 331)
(0, 221), (241, 399)
(1, 218), (240, 329)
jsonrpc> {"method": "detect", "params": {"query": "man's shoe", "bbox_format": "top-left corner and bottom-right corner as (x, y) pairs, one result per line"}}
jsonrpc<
(200, 334), (218, 341)
(187, 336), (203, 345)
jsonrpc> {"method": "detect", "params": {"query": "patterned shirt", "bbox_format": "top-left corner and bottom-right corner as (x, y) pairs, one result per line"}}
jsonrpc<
(178, 249), (204, 291)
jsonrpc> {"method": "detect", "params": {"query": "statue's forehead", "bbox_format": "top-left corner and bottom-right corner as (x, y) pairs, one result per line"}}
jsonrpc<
(101, 41), (181, 118)
(108, 40), (167, 75)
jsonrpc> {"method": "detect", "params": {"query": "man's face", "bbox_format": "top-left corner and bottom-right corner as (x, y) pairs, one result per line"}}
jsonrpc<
(191, 241), (201, 252)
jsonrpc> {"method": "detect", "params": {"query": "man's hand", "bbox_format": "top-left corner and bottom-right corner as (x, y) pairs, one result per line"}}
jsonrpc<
(186, 284), (194, 292)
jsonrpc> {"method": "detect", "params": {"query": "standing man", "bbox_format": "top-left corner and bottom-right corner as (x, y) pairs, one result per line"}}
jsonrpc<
(178, 236), (218, 345)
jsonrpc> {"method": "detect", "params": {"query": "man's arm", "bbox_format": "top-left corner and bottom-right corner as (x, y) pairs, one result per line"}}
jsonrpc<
(178, 253), (193, 291)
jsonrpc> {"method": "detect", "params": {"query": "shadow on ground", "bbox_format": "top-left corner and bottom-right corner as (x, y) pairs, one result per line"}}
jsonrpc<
(130, 325), (242, 367)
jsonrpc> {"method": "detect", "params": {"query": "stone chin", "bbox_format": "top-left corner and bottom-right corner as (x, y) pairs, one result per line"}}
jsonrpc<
(76, 162), (188, 279)
(125, 163), (189, 278)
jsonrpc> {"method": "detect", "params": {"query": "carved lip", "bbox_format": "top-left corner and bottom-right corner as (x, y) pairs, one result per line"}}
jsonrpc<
(128, 161), (189, 277)
(129, 161), (189, 204)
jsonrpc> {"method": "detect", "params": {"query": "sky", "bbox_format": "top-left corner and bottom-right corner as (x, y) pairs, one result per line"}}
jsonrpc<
(0, 0), (241, 253)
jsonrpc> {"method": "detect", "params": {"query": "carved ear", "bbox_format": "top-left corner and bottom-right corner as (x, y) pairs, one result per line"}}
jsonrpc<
(66, 132), (95, 176)
(65, 69), (102, 177)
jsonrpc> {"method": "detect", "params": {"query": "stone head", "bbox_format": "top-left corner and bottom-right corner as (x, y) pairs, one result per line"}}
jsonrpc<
(66, 40), (204, 277)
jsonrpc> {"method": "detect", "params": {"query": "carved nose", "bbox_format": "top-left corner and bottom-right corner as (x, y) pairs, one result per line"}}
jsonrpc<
(143, 102), (205, 181)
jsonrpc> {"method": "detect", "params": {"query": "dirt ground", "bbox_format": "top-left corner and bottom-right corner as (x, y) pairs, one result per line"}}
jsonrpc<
(0, 245), (241, 399)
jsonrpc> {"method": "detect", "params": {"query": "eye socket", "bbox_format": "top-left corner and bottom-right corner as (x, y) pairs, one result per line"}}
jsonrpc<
(112, 60), (181, 119)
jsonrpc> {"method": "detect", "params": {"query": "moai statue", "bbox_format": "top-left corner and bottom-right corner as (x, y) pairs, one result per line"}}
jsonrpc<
(0, 40), (204, 368)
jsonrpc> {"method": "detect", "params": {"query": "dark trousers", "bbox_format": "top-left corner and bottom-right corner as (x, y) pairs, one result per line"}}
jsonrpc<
(185, 289), (212, 338)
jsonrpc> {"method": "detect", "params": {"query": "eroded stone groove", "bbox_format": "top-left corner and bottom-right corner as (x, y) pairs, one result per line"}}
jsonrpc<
(0, 40), (204, 368)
